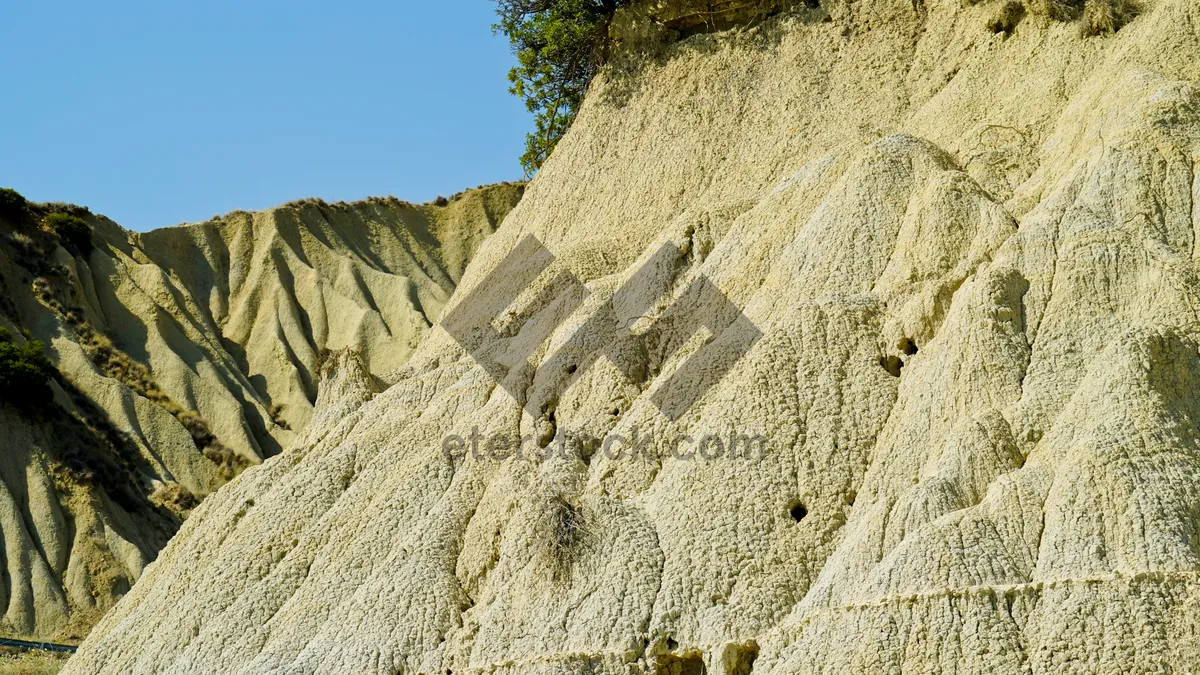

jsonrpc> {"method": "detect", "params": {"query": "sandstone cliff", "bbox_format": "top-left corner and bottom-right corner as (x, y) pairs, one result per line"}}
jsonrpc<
(0, 183), (522, 640)
(64, 0), (1200, 672)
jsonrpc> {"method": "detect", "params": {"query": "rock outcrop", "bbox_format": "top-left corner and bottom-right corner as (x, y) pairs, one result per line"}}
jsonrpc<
(64, 0), (1200, 672)
(0, 184), (522, 639)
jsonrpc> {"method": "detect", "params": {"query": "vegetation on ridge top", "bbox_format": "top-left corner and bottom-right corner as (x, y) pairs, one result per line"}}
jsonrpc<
(493, 0), (1142, 174)
(982, 0), (1140, 36)
(494, 0), (627, 176)
(44, 213), (93, 255)
(0, 188), (29, 222)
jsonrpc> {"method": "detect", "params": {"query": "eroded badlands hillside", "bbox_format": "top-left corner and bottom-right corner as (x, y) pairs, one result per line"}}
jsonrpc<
(0, 183), (521, 639)
(65, 0), (1200, 672)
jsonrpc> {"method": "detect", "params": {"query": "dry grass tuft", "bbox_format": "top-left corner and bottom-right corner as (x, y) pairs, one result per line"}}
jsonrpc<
(1026, 0), (1085, 20)
(0, 649), (67, 675)
(202, 442), (251, 482)
(1080, 0), (1140, 34)
(150, 482), (201, 519)
(542, 493), (595, 581)
(1017, 0), (1138, 34)
(267, 403), (290, 430)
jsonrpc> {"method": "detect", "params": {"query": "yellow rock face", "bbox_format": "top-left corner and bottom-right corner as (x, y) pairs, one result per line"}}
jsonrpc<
(63, 0), (1200, 672)
(0, 185), (521, 640)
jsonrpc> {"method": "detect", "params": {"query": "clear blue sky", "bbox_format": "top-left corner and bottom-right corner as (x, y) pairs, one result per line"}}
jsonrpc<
(0, 1), (530, 231)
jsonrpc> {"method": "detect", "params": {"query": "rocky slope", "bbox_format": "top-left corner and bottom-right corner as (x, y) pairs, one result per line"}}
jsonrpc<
(63, 0), (1200, 672)
(0, 183), (522, 640)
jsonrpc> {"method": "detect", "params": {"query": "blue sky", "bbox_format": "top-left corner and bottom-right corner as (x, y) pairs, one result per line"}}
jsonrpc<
(0, 1), (530, 231)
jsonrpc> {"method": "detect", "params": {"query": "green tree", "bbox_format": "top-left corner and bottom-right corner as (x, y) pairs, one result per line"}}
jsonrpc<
(45, 212), (93, 254)
(0, 327), (57, 413)
(494, 0), (625, 175)
(0, 187), (28, 221)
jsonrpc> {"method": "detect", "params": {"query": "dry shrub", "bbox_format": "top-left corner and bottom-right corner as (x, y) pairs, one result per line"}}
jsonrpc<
(314, 347), (334, 376)
(9, 231), (59, 277)
(1080, 0), (1139, 34)
(175, 409), (217, 447)
(987, 0), (1027, 33)
(29, 273), (247, 482)
(8, 231), (35, 254)
(542, 493), (595, 581)
(283, 197), (328, 209)
(1026, 0), (1084, 20)
(150, 482), (201, 519)
(267, 403), (290, 430)
(203, 442), (251, 482)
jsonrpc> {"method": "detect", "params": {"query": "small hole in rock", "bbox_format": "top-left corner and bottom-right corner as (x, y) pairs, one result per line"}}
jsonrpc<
(789, 502), (807, 522)
(805, 0), (820, 7)
(611, 408), (621, 416)
(879, 355), (903, 377)
(899, 338), (918, 356)
(566, 364), (577, 375)
(666, 638), (679, 651)
(729, 643), (759, 675)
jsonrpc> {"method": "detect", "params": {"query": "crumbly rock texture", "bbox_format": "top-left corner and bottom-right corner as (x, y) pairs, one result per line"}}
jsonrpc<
(64, 0), (1200, 672)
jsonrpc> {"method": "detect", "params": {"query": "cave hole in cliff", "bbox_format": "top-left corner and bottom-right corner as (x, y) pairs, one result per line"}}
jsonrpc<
(804, 0), (820, 7)
(899, 337), (919, 356)
(729, 643), (759, 675)
(789, 501), (808, 522)
(566, 363), (577, 375)
(879, 355), (904, 377)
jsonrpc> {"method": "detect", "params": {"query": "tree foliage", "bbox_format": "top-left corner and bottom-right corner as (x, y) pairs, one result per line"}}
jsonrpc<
(0, 327), (56, 413)
(0, 187), (28, 222)
(45, 212), (93, 254)
(494, 0), (626, 175)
